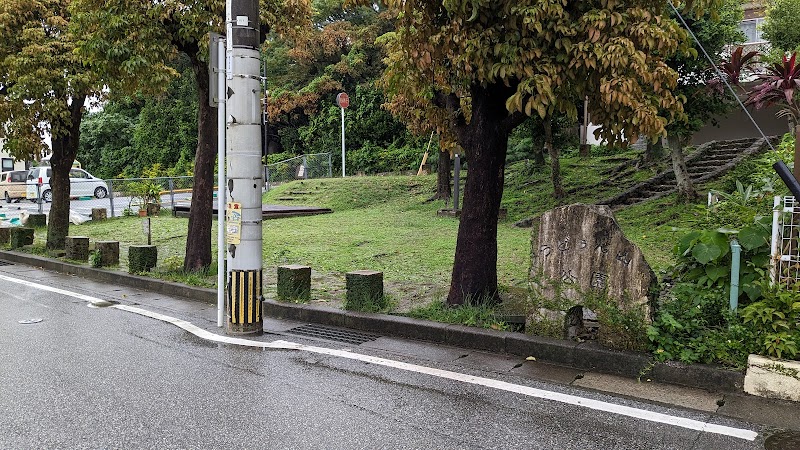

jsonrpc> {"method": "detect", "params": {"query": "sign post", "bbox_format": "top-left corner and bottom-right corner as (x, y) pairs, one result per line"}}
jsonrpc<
(337, 92), (349, 177)
(210, 32), (227, 328)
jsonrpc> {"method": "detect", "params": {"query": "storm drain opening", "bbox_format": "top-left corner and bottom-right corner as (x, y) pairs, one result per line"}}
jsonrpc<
(0, 260), (14, 266)
(287, 324), (381, 345)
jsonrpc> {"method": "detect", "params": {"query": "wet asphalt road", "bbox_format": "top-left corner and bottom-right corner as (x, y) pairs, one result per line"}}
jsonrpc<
(0, 265), (772, 449)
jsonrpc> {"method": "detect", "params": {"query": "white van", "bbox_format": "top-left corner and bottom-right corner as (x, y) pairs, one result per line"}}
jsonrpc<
(26, 167), (109, 202)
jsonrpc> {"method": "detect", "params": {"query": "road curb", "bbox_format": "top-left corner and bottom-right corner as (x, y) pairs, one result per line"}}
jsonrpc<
(0, 249), (216, 303)
(261, 299), (744, 393)
(0, 249), (744, 393)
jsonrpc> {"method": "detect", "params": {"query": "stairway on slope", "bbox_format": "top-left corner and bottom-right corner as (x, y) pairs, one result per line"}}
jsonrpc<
(596, 136), (775, 210)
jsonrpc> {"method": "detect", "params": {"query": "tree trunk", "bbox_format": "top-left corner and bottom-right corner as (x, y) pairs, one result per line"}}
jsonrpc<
(532, 121), (546, 166)
(668, 136), (698, 203)
(643, 136), (664, 165)
(434, 149), (451, 202)
(47, 94), (86, 250)
(545, 117), (564, 199)
(447, 86), (510, 306)
(183, 55), (217, 271)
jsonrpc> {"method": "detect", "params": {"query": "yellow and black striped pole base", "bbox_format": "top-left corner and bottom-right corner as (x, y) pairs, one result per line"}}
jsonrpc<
(226, 269), (263, 335)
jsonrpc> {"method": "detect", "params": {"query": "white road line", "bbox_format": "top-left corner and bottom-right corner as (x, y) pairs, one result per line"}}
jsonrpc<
(5, 273), (758, 441)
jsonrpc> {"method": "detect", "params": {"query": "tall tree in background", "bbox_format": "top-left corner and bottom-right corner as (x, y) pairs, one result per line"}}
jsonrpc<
(73, 0), (311, 271)
(0, 0), (102, 250)
(264, 0), (415, 167)
(380, 0), (718, 305)
(665, 0), (743, 202)
(78, 58), (201, 179)
(761, 0), (800, 55)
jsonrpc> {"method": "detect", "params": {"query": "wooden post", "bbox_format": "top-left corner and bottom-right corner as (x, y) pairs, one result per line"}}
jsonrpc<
(10, 227), (34, 249)
(91, 208), (108, 221)
(96, 241), (120, 267)
(129, 245), (157, 273)
(277, 264), (311, 301)
(65, 236), (90, 261)
(26, 213), (47, 228)
(345, 270), (385, 311)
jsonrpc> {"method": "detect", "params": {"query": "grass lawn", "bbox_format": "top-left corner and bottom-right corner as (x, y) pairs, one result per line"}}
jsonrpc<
(25, 147), (760, 313)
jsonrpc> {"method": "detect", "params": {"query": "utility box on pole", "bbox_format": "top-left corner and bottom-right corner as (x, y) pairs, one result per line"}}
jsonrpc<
(225, 0), (263, 335)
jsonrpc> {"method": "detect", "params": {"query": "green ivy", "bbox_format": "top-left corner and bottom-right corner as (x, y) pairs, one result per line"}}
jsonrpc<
(741, 281), (800, 360)
(647, 284), (756, 366)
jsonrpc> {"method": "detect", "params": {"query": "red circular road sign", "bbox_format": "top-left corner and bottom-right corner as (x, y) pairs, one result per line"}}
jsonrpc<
(336, 92), (350, 109)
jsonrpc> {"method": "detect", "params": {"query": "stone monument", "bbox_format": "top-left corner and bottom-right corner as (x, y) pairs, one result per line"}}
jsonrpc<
(530, 204), (657, 336)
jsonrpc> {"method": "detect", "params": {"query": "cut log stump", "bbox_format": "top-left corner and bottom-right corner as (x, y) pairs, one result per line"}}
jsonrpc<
(345, 270), (385, 312)
(277, 264), (311, 301)
(65, 236), (90, 261)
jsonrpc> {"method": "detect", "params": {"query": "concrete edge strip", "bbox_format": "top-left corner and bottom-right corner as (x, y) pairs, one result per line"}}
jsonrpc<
(0, 271), (758, 442)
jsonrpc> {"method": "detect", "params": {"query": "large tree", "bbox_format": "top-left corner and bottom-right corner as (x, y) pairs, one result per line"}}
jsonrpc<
(72, 0), (311, 271)
(264, 0), (414, 166)
(0, 0), (102, 250)
(379, 0), (718, 305)
(664, 0), (743, 202)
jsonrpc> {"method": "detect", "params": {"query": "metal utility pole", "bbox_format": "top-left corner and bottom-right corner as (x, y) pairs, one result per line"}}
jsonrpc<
(225, 0), (263, 335)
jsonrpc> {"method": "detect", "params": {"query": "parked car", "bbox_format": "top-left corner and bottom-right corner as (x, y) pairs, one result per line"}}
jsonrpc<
(0, 170), (29, 203)
(26, 167), (109, 203)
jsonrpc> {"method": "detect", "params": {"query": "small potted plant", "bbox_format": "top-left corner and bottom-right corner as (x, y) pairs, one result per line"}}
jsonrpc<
(129, 181), (162, 217)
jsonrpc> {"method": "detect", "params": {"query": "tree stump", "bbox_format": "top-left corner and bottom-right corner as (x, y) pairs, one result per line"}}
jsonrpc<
(277, 264), (311, 301)
(65, 236), (90, 261)
(0, 227), (10, 245)
(26, 213), (46, 228)
(10, 227), (34, 249)
(91, 208), (107, 221)
(96, 241), (120, 267)
(345, 270), (385, 311)
(128, 245), (157, 273)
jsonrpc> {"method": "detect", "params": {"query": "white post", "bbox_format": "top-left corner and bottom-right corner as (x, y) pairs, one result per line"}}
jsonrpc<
(770, 195), (781, 285)
(216, 35), (226, 328)
(341, 106), (346, 177)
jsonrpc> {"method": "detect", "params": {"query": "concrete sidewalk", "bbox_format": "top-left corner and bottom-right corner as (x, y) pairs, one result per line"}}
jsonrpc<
(1, 249), (798, 433)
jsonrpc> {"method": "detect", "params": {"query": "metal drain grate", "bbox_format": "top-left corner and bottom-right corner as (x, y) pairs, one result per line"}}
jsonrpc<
(765, 431), (800, 450)
(0, 260), (14, 266)
(287, 324), (380, 345)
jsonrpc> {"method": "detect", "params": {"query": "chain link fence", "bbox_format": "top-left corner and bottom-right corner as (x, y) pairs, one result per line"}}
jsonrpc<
(0, 176), (195, 221)
(265, 153), (332, 191)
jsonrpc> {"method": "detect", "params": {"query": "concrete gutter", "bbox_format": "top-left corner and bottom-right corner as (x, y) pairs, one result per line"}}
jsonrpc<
(0, 249), (744, 393)
(263, 299), (744, 393)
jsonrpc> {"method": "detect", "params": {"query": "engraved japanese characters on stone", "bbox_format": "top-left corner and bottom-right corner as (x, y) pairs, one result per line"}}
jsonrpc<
(557, 236), (571, 252)
(560, 269), (578, 284)
(590, 271), (608, 290)
(530, 203), (657, 325)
